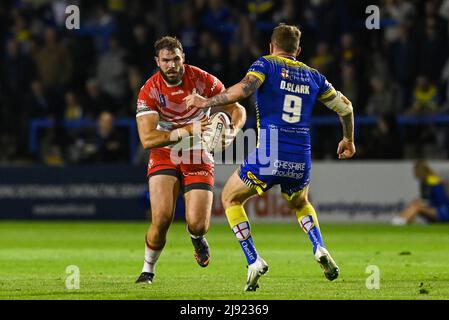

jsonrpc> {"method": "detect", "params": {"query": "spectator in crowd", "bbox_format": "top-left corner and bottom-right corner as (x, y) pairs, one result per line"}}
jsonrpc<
(39, 126), (65, 166)
(96, 36), (128, 103)
(28, 81), (51, 118)
(64, 91), (83, 121)
(128, 23), (155, 75)
(365, 77), (395, 116)
(83, 78), (118, 119)
(363, 114), (404, 159)
(201, 0), (234, 45)
(442, 58), (449, 111)
(225, 43), (248, 85)
(177, 7), (199, 57)
(126, 67), (143, 117)
(407, 76), (439, 115)
(340, 63), (359, 109)
(207, 39), (226, 79)
(310, 41), (334, 77)
(339, 33), (359, 66)
(1, 39), (35, 152)
(384, 0), (417, 44)
(389, 24), (419, 111)
(418, 17), (448, 81)
(34, 27), (72, 91)
(78, 111), (127, 163)
(273, 0), (298, 26)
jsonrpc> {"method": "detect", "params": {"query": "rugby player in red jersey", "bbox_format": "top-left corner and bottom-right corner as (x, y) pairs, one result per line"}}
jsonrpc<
(135, 36), (246, 284)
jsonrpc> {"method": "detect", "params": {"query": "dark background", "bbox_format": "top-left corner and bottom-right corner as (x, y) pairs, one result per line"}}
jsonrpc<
(1, 0), (449, 165)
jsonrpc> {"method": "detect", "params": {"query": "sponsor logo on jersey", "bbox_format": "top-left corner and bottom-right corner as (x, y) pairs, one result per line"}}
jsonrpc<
(252, 60), (265, 68)
(182, 170), (209, 177)
(272, 169), (304, 180)
(272, 160), (306, 180)
(171, 89), (184, 96)
(273, 160), (306, 171)
(247, 171), (267, 189)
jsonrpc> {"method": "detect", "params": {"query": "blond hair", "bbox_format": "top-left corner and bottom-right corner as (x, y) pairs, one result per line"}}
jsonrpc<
(271, 23), (301, 54)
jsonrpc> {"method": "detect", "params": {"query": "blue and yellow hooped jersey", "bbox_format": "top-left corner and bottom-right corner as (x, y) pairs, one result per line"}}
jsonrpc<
(247, 55), (336, 154)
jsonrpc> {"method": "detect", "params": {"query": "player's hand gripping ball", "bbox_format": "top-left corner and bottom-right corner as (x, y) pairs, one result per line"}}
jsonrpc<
(202, 112), (233, 153)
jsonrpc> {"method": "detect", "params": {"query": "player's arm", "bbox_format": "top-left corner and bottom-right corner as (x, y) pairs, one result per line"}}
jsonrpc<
(320, 91), (356, 159)
(136, 113), (207, 149)
(184, 74), (262, 109)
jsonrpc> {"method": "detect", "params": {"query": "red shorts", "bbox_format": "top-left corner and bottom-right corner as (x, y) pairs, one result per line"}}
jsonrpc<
(147, 147), (214, 192)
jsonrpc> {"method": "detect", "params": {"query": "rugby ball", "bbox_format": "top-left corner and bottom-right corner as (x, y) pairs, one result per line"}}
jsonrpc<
(202, 112), (232, 153)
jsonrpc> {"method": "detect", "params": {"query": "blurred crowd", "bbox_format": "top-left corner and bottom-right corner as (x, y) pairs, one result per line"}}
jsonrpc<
(1, 0), (449, 165)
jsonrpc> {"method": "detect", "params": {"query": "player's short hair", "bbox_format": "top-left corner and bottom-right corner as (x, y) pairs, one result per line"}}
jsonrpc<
(154, 36), (183, 56)
(271, 23), (301, 54)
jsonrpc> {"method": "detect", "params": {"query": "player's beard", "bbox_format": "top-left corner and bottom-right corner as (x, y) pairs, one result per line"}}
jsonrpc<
(160, 66), (184, 85)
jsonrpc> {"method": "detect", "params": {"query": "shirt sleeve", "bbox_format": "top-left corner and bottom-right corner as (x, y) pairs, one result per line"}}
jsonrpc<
(246, 57), (268, 83)
(136, 85), (159, 118)
(317, 73), (337, 102)
(203, 72), (225, 97)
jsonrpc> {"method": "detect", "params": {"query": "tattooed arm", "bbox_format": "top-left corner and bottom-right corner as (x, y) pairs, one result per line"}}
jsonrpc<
(183, 74), (262, 109)
(336, 107), (356, 159)
(340, 112), (354, 142)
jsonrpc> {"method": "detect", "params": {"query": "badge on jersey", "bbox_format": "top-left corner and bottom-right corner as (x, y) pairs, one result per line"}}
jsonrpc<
(281, 68), (289, 79)
(159, 94), (167, 107)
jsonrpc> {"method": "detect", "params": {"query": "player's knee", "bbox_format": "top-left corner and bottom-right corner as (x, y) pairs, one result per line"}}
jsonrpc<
(290, 198), (309, 211)
(151, 212), (173, 231)
(221, 192), (241, 209)
(187, 222), (208, 236)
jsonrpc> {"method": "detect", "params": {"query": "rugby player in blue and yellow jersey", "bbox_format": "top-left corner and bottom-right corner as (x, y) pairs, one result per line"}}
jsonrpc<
(185, 24), (355, 291)
(392, 160), (449, 225)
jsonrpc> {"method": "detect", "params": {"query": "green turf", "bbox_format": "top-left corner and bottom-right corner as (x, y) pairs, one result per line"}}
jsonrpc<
(0, 221), (448, 300)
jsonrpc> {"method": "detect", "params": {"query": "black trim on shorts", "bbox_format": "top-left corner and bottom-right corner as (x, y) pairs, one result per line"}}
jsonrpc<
(148, 169), (180, 180)
(184, 183), (213, 193)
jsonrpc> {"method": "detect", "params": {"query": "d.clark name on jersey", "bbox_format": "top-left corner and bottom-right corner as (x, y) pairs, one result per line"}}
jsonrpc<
(280, 80), (310, 95)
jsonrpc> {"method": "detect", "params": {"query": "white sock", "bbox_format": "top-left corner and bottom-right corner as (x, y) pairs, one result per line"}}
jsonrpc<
(392, 216), (407, 226)
(142, 244), (162, 274)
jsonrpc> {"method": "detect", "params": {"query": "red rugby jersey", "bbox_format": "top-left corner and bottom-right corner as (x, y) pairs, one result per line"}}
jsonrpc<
(136, 64), (224, 132)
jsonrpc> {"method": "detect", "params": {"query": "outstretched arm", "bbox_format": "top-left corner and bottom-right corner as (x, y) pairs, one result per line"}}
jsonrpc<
(184, 74), (262, 109)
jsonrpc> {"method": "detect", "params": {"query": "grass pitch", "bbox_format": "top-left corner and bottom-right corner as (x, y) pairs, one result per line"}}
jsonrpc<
(0, 221), (448, 300)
